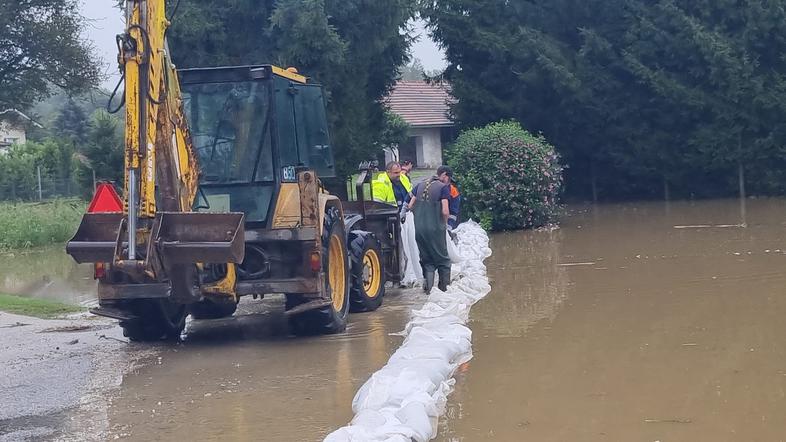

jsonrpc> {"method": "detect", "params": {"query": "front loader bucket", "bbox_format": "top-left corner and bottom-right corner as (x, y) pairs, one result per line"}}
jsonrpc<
(155, 212), (245, 264)
(66, 212), (124, 264)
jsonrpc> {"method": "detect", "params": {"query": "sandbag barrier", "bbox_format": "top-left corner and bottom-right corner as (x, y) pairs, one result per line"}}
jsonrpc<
(325, 220), (492, 442)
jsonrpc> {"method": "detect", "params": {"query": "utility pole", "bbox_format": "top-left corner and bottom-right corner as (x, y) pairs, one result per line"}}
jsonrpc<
(37, 166), (42, 201)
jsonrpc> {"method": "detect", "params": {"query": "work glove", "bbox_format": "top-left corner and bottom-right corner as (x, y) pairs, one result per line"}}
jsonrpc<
(447, 226), (458, 244)
(399, 204), (409, 224)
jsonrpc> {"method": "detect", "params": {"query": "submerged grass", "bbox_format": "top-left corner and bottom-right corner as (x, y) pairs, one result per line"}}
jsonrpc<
(0, 199), (85, 251)
(0, 293), (84, 319)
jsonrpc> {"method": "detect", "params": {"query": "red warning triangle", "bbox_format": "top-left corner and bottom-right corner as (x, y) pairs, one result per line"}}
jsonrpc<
(87, 183), (123, 213)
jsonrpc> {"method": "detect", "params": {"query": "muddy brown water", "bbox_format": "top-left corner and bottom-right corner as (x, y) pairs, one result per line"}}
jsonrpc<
(0, 246), (95, 306)
(102, 291), (424, 442)
(439, 198), (786, 441)
(4, 198), (786, 441)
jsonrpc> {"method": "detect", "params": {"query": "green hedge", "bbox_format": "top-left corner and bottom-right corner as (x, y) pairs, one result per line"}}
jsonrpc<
(448, 121), (563, 231)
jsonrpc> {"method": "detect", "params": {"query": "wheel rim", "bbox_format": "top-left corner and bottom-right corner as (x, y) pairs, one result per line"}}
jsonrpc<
(362, 249), (382, 297)
(328, 234), (346, 311)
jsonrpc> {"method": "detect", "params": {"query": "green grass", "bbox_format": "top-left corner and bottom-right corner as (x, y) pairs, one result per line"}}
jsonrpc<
(0, 198), (85, 251)
(0, 293), (84, 319)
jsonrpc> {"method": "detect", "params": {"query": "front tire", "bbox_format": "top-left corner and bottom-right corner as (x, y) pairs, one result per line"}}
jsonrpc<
(288, 206), (350, 335)
(348, 231), (385, 312)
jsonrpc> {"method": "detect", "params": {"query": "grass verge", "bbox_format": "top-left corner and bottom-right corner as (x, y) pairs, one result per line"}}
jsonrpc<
(0, 198), (85, 251)
(0, 293), (84, 319)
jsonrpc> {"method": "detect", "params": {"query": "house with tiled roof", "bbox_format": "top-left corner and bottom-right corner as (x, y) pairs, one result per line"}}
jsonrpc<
(0, 109), (41, 153)
(386, 81), (456, 168)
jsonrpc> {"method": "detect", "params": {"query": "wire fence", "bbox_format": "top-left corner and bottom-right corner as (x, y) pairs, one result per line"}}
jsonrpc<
(0, 176), (86, 202)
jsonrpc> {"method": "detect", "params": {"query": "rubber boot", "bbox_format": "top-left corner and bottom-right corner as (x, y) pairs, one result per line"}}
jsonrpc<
(423, 270), (435, 293)
(437, 267), (451, 292)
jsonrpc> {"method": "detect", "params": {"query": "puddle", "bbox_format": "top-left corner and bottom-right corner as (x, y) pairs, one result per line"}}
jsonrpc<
(0, 246), (95, 306)
(103, 290), (426, 442)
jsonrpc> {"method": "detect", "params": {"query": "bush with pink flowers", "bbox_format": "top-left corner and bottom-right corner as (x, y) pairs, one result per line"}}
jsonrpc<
(447, 121), (563, 231)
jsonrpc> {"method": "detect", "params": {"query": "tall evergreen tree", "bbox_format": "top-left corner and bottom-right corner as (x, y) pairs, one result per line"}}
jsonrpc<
(423, 0), (786, 199)
(165, 0), (416, 178)
(52, 98), (89, 144)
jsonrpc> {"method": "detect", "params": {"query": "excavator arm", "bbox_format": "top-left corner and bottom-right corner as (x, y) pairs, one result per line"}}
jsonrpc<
(67, 0), (244, 303)
(120, 0), (199, 228)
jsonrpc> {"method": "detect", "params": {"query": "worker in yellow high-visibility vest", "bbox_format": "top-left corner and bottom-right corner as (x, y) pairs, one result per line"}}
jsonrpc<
(372, 161), (412, 209)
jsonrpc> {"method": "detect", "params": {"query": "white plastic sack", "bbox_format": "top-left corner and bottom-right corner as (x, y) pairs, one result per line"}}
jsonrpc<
(446, 231), (462, 263)
(400, 216), (422, 287)
(325, 220), (492, 442)
(401, 217), (464, 288)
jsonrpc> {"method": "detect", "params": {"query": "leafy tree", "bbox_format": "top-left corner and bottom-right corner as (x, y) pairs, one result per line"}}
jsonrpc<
(423, 0), (786, 200)
(378, 111), (410, 152)
(165, 0), (416, 178)
(76, 110), (124, 194)
(0, 144), (38, 199)
(448, 121), (563, 231)
(0, 138), (76, 200)
(0, 0), (101, 109)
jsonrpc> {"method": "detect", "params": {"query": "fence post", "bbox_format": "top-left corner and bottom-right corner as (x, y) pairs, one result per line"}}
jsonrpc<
(37, 166), (42, 201)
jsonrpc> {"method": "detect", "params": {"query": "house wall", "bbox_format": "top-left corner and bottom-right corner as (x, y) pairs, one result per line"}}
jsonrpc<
(409, 127), (443, 168)
(0, 121), (26, 145)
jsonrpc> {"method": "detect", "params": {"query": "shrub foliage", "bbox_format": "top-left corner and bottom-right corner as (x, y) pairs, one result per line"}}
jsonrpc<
(448, 121), (562, 231)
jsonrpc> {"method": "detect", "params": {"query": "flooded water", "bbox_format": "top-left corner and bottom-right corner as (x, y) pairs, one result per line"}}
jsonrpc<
(0, 246), (95, 306)
(102, 290), (424, 442)
(439, 198), (786, 441)
(5, 198), (786, 441)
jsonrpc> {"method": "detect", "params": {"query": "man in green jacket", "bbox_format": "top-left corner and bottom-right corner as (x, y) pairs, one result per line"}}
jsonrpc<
(372, 161), (412, 209)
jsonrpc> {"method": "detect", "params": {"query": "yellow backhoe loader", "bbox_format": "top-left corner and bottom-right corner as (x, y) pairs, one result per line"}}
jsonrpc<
(66, 0), (402, 341)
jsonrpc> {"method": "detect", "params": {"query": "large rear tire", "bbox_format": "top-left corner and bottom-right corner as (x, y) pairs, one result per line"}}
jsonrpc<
(348, 231), (385, 312)
(119, 299), (187, 342)
(288, 206), (350, 335)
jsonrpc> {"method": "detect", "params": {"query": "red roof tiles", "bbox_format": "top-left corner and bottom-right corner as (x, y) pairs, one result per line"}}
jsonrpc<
(386, 81), (455, 128)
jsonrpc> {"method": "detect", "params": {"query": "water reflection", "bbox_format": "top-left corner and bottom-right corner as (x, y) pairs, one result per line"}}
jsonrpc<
(440, 198), (786, 441)
(0, 246), (95, 305)
(480, 228), (569, 337)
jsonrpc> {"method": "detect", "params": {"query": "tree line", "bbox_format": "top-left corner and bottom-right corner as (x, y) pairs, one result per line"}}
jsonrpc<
(423, 0), (786, 200)
(8, 0), (786, 202)
(0, 97), (123, 201)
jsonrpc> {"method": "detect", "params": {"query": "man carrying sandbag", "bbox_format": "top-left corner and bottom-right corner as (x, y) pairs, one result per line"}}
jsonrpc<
(405, 165), (452, 292)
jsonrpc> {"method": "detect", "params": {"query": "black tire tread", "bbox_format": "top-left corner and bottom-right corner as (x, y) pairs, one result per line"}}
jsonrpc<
(348, 230), (385, 313)
(189, 299), (238, 320)
(118, 299), (187, 342)
(287, 205), (350, 335)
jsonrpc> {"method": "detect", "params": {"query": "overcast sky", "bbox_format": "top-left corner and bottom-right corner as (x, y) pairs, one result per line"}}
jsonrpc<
(80, 1), (446, 90)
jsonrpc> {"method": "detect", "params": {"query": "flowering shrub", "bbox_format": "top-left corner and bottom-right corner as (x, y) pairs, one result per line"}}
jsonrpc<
(447, 121), (563, 231)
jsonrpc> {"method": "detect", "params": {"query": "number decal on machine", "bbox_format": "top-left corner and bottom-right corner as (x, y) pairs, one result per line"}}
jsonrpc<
(282, 166), (296, 182)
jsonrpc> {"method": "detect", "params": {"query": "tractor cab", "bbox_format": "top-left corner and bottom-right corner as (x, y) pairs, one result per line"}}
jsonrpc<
(180, 65), (335, 226)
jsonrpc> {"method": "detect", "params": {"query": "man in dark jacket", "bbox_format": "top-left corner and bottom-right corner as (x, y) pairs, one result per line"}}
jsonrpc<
(407, 165), (452, 292)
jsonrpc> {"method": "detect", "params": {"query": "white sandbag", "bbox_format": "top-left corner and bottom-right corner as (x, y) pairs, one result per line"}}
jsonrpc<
(325, 220), (492, 442)
(402, 217), (464, 287)
(400, 216), (422, 287)
(446, 230), (462, 263)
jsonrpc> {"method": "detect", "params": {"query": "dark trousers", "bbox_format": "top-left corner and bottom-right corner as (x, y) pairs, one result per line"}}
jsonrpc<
(416, 232), (451, 291)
